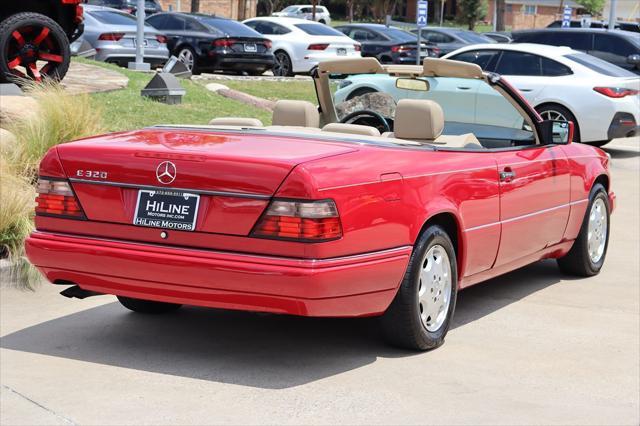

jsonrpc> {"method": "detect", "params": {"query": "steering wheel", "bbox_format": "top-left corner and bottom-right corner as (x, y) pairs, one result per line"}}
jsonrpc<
(340, 110), (391, 134)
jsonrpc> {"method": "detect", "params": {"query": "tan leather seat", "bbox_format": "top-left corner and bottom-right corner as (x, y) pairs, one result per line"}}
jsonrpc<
(322, 123), (381, 136)
(385, 99), (484, 149)
(209, 117), (264, 127)
(272, 100), (320, 128)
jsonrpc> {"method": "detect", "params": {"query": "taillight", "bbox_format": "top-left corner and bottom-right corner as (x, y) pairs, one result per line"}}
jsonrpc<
(354, 44), (361, 52)
(156, 34), (167, 44)
(252, 199), (342, 241)
(263, 40), (272, 49)
(214, 38), (237, 48)
(593, 87), (639, 98)
(98, 33), (124, 41)
(35, 178), (85, 219)
(308, 43), (329, 51)
(75, 4), (84, 23)
(391, 45), (411, 53)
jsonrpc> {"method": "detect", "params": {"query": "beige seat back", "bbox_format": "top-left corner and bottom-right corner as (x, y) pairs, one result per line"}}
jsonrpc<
(209, 117), (264, 127)
(322, 123), (381, 136)
(386, 99), (444, 141)
(272, 100), (320, 128)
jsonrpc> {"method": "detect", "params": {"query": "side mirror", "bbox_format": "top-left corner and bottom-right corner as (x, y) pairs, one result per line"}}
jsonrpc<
(627, 54), (640, 65)
(540, 120), (573, 145)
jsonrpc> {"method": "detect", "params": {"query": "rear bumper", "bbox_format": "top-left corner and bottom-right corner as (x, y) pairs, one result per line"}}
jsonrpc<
(25, 232), (410, 317)
(203, 54), (274, 72)
(607, 112), (639, 140)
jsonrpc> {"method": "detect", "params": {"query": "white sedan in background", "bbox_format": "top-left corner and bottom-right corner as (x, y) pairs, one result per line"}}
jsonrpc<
(443, 44), (640, 146)
(334, 44), (639, 146)
(243, 17), (360, 77)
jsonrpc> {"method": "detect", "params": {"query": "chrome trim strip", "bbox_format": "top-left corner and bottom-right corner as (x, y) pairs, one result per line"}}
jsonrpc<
(69, 178), (272, 200)
(464, 199), (588, 232)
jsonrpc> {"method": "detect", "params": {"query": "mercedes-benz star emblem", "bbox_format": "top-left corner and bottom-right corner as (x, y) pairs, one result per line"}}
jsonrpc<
(156, 161), (176, 184)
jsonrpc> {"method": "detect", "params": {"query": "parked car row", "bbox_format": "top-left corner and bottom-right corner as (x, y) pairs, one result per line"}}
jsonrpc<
(335, 43), (639, 147)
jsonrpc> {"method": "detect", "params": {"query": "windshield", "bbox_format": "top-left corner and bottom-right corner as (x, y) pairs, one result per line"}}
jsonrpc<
(90, 10), (137, 25)
(456, 31), (495, 43)
(566, 53), (637, 77)
(295, 24), (345, 36)
(282, 6), (299, 12)
(383, 27), (417, 42)
(198, 17), (262, 37)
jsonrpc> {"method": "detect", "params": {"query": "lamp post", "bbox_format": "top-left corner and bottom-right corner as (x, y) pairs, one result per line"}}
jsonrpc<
(607, 0), (617, 30)
(128, 0), (150, 71)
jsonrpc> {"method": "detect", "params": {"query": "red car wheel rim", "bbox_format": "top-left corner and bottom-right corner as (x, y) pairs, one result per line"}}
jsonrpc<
(6, 25), (64, 82)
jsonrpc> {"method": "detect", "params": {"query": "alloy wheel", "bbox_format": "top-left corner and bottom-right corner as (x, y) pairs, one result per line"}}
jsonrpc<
(273, 52), (290, 77)
(587, 198), (607, 263)
(6, 25), (64, 81)
(178, 48), (194, 71)
(418, 244), (452, 332)
(539, 109), (567, 122)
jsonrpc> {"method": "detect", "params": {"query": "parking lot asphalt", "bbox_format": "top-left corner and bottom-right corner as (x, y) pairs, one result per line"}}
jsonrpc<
(1, 137), (638, 425)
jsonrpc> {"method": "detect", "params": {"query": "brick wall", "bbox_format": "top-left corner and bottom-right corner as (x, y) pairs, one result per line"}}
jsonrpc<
(156, 0), (257, 19)
(486, 0), (579, 29)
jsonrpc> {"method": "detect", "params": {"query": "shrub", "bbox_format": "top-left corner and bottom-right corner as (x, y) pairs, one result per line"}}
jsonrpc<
(5, 80), (104, 180)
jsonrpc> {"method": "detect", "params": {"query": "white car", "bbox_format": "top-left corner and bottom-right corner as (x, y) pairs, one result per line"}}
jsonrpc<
(334, 43), (639, 146)
(443, 44), (640, 145)
(271, 5), (331, 25)
(243, 17), (360, 77)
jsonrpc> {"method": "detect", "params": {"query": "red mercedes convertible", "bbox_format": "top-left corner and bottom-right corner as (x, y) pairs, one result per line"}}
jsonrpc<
(26, 58), (614, 350)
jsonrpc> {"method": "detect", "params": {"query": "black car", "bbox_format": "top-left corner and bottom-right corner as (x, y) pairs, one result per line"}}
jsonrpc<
(85, 0), (163, 15)
(410, 27), (495, 56)
(483, 31), (512, 43)
(146, 13), (274, 75)
(547, 19), (640, 32)
(335, 23), (439, 64)
(512, 28), (640, 74)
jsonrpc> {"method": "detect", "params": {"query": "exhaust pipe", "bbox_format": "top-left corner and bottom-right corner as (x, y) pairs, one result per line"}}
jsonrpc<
(59, 285), (103, 299)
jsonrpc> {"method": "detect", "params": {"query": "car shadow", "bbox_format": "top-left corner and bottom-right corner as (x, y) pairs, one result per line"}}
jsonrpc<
(604, 146), (639, 159)
(1, 260), (569, 389)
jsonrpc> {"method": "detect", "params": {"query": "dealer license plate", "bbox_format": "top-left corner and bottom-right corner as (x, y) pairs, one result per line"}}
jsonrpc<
(133, 190), (200, 231)
(244, 43), (257, 52)
(337, 48), (347, 56)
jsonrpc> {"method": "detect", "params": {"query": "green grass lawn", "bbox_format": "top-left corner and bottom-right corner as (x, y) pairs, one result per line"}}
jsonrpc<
(74, 58), (272, 131)
(221, 79), (319, 104)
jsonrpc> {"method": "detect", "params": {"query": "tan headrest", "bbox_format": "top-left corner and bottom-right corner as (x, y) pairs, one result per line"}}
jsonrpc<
(272, 100), (320, 128)
(322, 123), (381, 137)
(209, 117), (264, 127)
(394, 99), (444, 140)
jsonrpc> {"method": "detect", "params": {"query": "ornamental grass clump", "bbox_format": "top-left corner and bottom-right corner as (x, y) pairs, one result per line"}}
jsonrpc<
(5, 80), (104, 180)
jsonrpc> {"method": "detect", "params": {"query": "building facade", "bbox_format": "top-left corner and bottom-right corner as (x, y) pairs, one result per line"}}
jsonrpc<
(156, 0), (258, 20)
(487, 0), (581, 28)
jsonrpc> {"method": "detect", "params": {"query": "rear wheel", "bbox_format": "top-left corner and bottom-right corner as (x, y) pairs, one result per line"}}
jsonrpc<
(117, 296), (182, 314)
(557, 184), (610, 276)
(380, 225), (458, 350)
(536, 104), (581, 143)
(177, 46), (198, 74)
(273, 50), (293, 77)
(0, 12), (71, 84)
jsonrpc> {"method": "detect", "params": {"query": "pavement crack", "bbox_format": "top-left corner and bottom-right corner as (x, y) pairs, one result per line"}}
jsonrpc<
(2, 384), (77, 425)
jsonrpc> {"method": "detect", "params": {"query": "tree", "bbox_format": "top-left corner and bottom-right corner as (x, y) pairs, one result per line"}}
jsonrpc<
(458, 0), (487, 30)
(370, 0), (399, 22)
(495, 0), (506, 31)
(576, 0), (605, 15)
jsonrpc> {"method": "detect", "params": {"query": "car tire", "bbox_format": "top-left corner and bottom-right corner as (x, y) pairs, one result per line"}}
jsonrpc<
(536, 104), (581, 143)
(319, 19), (326, 24)
(379, 55), (393, 64)
(177, 46), (198, 75)
(346, 87), (378, 101)
(380, 224), (458, 351)
(273, 50), (293, 77)
(557, 183), (610, 277)
(117, 295), (182, 314)
(0, 12), (71, 84)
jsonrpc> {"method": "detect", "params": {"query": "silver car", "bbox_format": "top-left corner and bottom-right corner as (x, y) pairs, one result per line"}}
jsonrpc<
(75, 4), (169, 67)
(272, 5), (332, 25)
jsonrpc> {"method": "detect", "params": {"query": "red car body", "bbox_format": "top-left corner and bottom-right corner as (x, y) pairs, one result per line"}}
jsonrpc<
(25, 126), (614, 317)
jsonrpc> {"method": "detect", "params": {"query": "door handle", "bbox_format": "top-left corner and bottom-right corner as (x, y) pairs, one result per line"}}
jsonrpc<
(499, 168), (516, 182)
(457, 86), (471, 90)
(518, 88), (533, 92)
